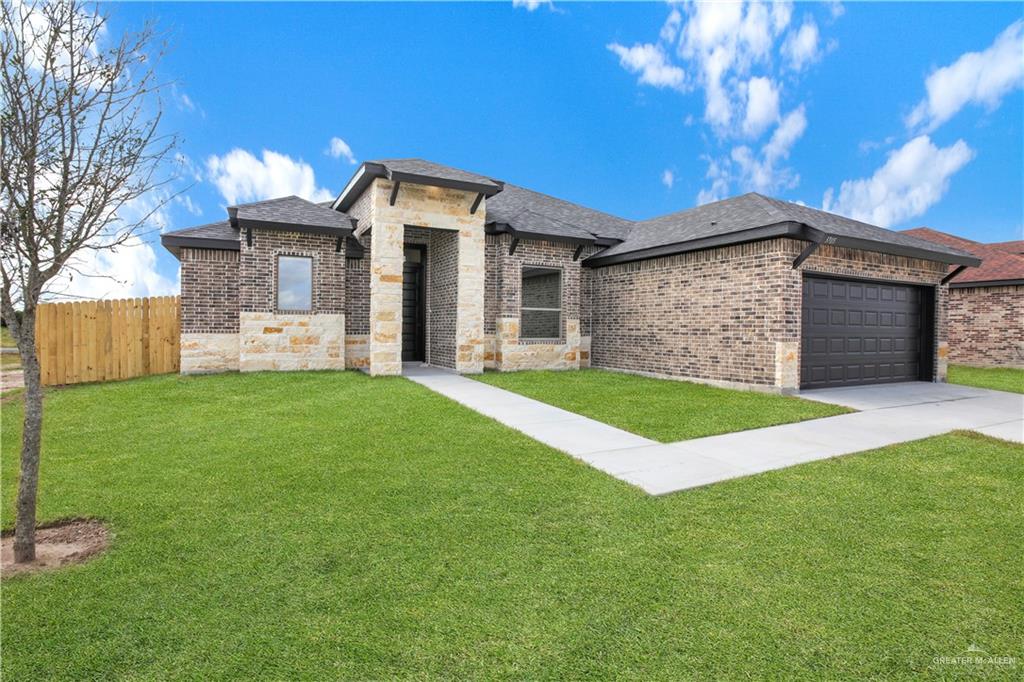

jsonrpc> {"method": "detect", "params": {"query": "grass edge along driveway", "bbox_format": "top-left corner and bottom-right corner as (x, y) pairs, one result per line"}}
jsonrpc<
(948, 364), (1024, 394)
(473, 368), (849, 442)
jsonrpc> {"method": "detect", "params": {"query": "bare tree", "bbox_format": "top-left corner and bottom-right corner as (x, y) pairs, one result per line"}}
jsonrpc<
(1, 0), (175, 562)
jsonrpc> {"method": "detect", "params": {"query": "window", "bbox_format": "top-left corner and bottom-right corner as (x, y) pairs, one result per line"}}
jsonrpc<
(521, 266), (561, 339)
(277, 256), (312, 311)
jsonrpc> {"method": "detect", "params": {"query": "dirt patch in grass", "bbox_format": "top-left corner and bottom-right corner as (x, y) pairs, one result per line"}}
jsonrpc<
(2, 519), (108, 577)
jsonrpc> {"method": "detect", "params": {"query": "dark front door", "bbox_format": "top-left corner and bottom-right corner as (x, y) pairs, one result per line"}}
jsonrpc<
(801, 275), (930, 389)
(402, 246), (425, 362)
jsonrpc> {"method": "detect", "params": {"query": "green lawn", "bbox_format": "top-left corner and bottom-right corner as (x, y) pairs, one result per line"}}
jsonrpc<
(949, 364), (1024, 394)
(1, 325), (14, 349)
(474, 368), (849, 442)
(2, 372), (1020, 679)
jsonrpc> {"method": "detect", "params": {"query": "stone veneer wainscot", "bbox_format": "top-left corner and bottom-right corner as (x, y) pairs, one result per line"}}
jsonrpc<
(238, 229), (346, 372)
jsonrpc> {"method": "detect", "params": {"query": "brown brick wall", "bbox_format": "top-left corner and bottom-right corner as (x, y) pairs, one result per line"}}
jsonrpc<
(589, 240), (794, 385)
(493, 235), (582, 338)
(180, 248), (240, 333)
(240, 229), (345, 315)
(429, 229), (458, 368)
(345, 232), (370, 334)
(347, 186), (373, 235)
(587, 238), (950, 388)
(485, 234), (501, 334)
(948, 284), (1024, 367)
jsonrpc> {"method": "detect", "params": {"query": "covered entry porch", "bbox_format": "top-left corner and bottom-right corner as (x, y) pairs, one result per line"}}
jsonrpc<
(333, 160), (502, 376)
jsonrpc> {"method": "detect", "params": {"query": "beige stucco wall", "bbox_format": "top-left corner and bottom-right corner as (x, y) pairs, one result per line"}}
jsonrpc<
(181, 333), (240, 373)
(360, 178), (486, 375)
(239, 312), (345, 372)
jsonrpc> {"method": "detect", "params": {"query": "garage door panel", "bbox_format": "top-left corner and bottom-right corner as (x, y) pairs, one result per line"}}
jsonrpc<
(801, 276), (927, 389)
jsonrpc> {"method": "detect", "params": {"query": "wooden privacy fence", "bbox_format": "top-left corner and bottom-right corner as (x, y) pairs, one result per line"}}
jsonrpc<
(35, 296), (180, 386)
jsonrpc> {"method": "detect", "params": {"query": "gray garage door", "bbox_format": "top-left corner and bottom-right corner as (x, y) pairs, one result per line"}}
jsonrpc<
(801, 276), (929, 389)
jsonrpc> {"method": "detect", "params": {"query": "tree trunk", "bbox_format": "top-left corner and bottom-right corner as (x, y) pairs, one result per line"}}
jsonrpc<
(13, 310), (42, 563)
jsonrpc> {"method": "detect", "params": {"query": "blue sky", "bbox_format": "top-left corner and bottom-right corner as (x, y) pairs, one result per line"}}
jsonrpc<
(87, 1), (1023, 298)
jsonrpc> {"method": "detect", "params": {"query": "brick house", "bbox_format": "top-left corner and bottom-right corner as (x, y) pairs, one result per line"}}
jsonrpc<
(162, 158), (981, 392)
(903, 227), (1024, 368)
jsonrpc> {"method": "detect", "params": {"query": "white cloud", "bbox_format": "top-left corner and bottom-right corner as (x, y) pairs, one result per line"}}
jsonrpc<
(906, 20), (1024, 132)
(42, 189), (180, 301)
(857, 135), (896, 155)
(206, 149), (333, 205)
(742, 76), (780, 137)
(701, 104), (807, 198)
(170, 85), (203, 117)
(771, 1), (794, 33)
(781, 18), (821, 71)
(827, 2), (845, 20)
(696, 156), (731, 205)
(661, 169), (675, 189)
(609, 2), (837, 201)
(176, 195), (202, 216)
(12, 0), (105, 83)
(764, 105), (807, 164)
(173, 153), (203, 183)
(823, 135), (975, 227)
(660, 8), (683, 44)
(47, 236), (178, 301)
(677, 0), (792, 130)
(607, 42), (686, 90)
(512, 0), (551, 11)
(326, 137), (357, 164)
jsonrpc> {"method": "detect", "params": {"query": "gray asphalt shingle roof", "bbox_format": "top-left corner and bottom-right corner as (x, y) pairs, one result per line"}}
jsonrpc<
(370, 158), (502, 191)
(231, 195), (353, 230)
(485, 183), (633, 242)
(165, 220), (237, 242)
(164, 160), (976, 267)
(593, 192), (975, 262)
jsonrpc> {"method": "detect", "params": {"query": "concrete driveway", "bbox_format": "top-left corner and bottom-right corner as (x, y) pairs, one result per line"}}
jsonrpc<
(601, 381), (1022, 494)
(798, 382), (1023, 442)
(408, 365), (1023, 496)
(571, 381), (1021, 495)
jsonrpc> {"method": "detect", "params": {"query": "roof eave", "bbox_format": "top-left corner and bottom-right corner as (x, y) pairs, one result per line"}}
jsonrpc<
(486, 222), (597, 247)
(235, 218), (353, 237)
(160, 234), (240, 260)
(333, 162), (503, 213)
(388, 169), (501, 197)
(332, 162), (387, 212)
(825, 234), (981, 267)
(583, 222), (804, 267)
(583, 222), (983, 268)
(949, 277), (1024, 289)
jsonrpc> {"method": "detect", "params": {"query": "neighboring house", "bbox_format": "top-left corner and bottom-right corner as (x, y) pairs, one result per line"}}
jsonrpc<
(162, 158), (979, 392)
(903, 227), (1024, 368)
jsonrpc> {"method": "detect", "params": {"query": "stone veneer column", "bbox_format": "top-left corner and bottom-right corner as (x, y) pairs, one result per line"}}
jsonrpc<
(774, 341), (800, 393)
(934, 285), (949, 382)
(455, 226), (485, 373)
(368, 219), (405, 376)
(361, 178), (485, 375)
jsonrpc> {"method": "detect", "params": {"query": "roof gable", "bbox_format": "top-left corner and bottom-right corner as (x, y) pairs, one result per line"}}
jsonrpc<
(230, 195), (354, 232)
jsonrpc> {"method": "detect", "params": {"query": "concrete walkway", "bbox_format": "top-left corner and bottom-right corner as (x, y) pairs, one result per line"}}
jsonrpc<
(405, 365), (1023, 496)
(403, 364), (656, 455)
